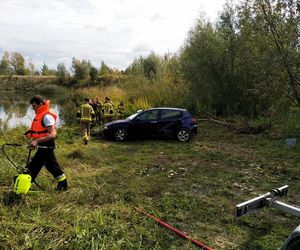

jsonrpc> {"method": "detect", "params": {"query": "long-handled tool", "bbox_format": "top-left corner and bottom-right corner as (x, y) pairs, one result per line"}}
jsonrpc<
(2, 143), (33, 194)
(133, 206), (213, 249)
(1, 143), (54, 194)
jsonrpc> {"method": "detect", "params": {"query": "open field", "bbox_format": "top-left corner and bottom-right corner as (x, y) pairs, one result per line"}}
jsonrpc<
(0, 122), (299, 249)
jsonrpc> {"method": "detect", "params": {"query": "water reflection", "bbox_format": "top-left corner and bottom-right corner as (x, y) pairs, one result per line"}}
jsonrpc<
(0, 105), (62, 129)
(0, 92), (63, 129)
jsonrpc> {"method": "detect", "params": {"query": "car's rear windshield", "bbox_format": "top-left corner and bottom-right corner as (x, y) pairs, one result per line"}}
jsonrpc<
(161, 109), (182, 119)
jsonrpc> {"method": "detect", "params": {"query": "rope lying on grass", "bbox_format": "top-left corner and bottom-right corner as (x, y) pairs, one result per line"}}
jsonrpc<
(133, 206), (213, 250)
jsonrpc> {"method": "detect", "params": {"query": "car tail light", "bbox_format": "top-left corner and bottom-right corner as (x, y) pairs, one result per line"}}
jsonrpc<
(191, 117), (197, 125)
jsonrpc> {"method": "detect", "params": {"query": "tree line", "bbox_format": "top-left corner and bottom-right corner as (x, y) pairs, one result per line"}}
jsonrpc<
(125, 0), (300, 120)
(0, 51), (120, 86)
(0, 0), (299, 122)
(180, 0), (299, 118)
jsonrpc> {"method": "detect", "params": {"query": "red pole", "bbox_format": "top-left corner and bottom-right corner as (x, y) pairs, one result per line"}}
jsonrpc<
(134, 207), (213, 250)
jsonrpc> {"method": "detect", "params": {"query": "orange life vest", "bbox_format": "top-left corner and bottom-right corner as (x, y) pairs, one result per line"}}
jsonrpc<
(26, 100), (57, 139)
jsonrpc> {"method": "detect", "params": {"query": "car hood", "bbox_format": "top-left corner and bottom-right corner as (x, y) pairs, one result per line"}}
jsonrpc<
(105, 119), (128, 126)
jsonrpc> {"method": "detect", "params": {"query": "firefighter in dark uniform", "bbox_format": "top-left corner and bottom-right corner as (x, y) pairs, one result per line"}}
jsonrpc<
(116, 100), (126, 119)
(77, 98), (95, 144)
(103, 97), (114, 123)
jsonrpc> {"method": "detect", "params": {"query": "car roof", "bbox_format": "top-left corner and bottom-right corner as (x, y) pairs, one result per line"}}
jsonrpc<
(146, 107), (187, 112)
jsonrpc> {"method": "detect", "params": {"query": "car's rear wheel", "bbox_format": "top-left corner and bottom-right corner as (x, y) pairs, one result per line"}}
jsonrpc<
(177, 128), (190, 142)
(114, 128), (128, 141)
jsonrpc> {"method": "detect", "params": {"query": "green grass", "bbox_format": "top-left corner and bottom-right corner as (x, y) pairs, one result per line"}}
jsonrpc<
(0, 122), (299, 249)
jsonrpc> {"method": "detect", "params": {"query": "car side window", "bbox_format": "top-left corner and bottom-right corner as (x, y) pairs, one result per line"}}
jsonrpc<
(161, 110), (182, 119)
(138, 110), (159, 121)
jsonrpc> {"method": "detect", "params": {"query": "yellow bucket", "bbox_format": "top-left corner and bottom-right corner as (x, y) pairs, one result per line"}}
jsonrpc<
(13, 174), (32, 194)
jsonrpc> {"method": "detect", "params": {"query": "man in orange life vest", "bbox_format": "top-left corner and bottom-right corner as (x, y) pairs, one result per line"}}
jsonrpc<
(25, 95), (68, 191)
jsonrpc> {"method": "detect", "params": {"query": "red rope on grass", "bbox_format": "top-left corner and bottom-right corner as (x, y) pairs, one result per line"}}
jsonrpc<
(134, 206), (213, 250)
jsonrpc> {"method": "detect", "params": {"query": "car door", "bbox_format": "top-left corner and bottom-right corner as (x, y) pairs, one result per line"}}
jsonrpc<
(156, 109), (182, 137)
(130, 110), (160, 138)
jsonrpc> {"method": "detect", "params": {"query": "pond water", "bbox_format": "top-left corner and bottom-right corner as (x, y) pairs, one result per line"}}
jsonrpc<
(0, 92), (63, 129)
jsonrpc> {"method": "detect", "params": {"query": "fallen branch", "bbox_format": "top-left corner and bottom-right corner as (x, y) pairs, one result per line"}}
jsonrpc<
(198, 117), (270, 134)
(198, 118), (233, 128)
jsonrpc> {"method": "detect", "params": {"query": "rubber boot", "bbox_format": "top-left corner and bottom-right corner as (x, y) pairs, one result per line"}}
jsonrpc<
(83, 132), (89, 145)
(56, 179), (68, 191)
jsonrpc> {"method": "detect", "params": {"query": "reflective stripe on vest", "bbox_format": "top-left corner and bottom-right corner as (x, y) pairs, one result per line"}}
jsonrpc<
(103, 103), (113, 117)
(80, 104), (94, 121)
(117, 105), (125, 114)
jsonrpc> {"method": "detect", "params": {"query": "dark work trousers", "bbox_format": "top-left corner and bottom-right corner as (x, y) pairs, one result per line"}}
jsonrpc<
(26, 141), (64, 182)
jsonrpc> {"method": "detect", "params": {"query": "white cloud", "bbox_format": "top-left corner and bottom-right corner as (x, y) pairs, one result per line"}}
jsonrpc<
(0, 0), (226, 70)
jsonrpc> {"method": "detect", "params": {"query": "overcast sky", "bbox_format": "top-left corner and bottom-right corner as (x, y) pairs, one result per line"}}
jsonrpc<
(0, 0), (226, 71)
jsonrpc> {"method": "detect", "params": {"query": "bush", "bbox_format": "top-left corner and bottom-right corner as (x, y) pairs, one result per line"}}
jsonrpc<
(247, 117), (271, 134)
(59, 101), (78, 125)
(284, 107), (300, 137)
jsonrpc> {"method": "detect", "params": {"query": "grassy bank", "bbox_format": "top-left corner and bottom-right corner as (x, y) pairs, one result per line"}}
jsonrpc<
(0, 122), (299, 249)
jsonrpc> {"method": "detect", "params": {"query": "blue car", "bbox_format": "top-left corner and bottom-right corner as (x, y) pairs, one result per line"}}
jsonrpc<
(102, 107), (197, 142)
